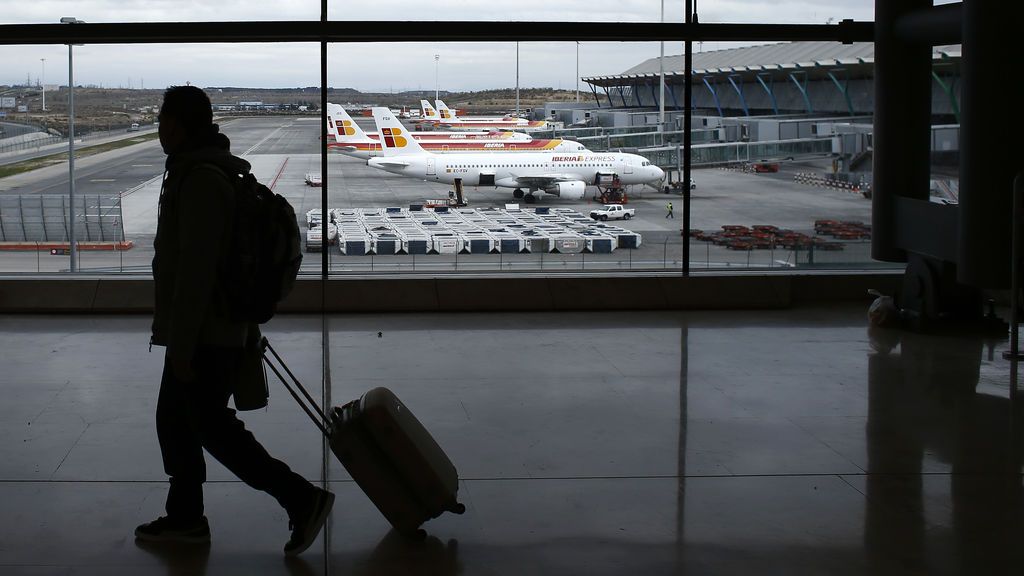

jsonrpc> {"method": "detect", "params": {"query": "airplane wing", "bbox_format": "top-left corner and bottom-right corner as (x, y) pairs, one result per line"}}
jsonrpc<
(373, 159), (411, 168)
(508, 173), (581, 187)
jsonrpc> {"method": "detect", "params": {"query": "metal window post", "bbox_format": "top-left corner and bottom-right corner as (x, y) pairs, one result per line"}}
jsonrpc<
(67, 37), (76, 271)
(1004, 173), (1024, 360)
(659, 0), (665, 132)
(683, 0), (695, 276)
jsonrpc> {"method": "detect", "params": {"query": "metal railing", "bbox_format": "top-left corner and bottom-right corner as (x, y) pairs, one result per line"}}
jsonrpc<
(0, 133), (65, 155)
(0, 237), (895, 275)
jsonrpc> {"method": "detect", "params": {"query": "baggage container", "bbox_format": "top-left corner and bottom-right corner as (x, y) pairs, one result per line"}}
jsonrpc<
(552, 234), (584, 254)
(521, 233), (550, 253)
(405, 239), (429, 255)
(430, 234), (462, 254)
(499, 237), (525, 254)
(372, 235), (398, 255)
(342, 238), (368, 256)
(616, 233), (641, 249)
(262, 339), (465, 540)
(469, 238), (493, 254)
(584, 235), (615, 254)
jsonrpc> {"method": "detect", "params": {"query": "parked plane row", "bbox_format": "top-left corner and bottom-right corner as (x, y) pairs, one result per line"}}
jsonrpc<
(325, 103), (585, 160)
(366, 107), (665, 203)
(419, 99), (549, 132)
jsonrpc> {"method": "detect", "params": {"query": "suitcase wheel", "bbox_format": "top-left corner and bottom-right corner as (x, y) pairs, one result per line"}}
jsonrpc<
(451, 503), (466, 515)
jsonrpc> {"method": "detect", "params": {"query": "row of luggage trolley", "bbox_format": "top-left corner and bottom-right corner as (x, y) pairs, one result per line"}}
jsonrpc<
(689, 220), (871, 252)
(306, 207), (642, 256)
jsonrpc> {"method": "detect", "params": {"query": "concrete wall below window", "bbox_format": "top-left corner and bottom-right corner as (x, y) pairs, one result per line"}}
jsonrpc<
(0, 273), (902, 314)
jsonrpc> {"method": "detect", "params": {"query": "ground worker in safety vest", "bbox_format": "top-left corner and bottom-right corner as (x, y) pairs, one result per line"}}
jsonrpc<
(666, 202), (674, 219)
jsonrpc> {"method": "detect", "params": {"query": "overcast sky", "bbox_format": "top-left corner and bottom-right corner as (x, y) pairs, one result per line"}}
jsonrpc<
(2, 1), (885, 92)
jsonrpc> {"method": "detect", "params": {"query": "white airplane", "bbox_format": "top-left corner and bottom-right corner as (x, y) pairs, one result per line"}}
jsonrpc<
(433, 99), (549, 132)
(325, 104), (582, 160)
(420, 100), (440, 122)
(434, 100), (518, 123)
(367, 107), (664, 203)
(329, 103), (531, 142)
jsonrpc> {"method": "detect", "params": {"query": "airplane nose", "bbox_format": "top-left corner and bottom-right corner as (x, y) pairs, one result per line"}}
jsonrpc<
(653, 166), (665, 181)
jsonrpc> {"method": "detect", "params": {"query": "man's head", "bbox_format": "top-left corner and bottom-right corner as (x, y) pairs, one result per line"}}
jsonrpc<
(158, 85), (214, 154)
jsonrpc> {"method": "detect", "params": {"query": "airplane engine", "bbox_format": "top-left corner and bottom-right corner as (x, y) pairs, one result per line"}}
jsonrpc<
(546, 181), (586, 200)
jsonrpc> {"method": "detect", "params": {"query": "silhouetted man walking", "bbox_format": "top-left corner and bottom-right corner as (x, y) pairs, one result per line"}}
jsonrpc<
(135, 86), (333, 556)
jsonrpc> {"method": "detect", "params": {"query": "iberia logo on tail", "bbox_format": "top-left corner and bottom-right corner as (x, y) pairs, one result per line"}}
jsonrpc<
(381, 127), (408, 148)
(340, 120), (356, 136)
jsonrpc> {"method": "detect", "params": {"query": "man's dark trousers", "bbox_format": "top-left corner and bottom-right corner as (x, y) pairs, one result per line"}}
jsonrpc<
(157, 345), (309, 519)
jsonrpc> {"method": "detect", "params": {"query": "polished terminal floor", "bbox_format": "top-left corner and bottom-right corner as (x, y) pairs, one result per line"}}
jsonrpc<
(2, 306), (1023, 575)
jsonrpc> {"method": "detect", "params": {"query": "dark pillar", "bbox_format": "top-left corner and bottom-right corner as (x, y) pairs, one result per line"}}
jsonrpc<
(872, 0), (932, 263)
(958, 0), (1024, 287)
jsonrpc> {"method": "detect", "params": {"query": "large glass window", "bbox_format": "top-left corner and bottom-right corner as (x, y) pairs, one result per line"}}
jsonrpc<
(0, 6), (888, 277)
(0, 44), (319, 273)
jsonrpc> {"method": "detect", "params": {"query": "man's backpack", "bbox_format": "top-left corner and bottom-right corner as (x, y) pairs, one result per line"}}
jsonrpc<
(218, 170), (302, 324)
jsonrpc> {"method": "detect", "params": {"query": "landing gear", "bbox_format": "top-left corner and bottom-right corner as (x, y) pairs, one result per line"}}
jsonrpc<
(512, 188), (524, 199)
(524, 194), (537, 204)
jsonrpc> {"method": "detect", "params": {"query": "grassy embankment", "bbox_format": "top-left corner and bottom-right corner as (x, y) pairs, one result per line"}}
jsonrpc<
(0, 132), (160, 179)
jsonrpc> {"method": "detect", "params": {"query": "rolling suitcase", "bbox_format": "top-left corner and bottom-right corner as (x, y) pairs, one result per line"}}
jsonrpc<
(260, 337), (465, 539)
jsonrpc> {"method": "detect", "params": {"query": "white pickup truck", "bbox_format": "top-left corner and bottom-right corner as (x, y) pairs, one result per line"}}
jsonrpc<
(589, 204), (635, 221)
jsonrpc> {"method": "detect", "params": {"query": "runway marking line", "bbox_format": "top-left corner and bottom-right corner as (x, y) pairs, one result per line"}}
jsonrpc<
(242, 124), (286, 156)
(270, 157), (289, 191)
(120, 173), (164, 198)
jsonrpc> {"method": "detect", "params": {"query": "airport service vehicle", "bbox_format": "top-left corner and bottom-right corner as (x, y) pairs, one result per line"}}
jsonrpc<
(666, 178), (697, 193)
(327, 104), (583, 160)
(367, 108), (665, 204)
(127, 123), (140, 132)
(589, 204), (634, 221)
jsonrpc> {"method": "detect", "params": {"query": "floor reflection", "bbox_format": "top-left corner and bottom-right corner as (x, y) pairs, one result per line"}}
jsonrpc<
(348, 530), (460, 576)
(866, 327), (1024, 573)
(135, 540), (211, 576)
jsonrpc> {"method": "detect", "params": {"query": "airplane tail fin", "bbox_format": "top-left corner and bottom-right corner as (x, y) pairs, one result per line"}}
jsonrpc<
(420, 99), (439, 120)
(325, 103), (341, 140)
(371, 107), (427, 156)
(435, 99), (457, 120)
(327, 104), (367, 142)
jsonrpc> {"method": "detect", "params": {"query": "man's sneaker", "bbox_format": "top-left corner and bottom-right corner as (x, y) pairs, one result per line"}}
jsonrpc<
(134, 516), (211, 544)
(284, 487), (335, 557)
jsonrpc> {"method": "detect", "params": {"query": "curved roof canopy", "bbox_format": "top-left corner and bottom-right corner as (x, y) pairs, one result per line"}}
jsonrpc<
(583, 41), (961, 87)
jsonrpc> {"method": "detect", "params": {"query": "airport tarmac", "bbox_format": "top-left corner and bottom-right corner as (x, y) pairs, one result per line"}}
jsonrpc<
(0, 116), (876, 273)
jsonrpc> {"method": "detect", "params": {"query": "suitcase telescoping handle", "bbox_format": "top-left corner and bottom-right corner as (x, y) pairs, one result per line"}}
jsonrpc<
(260, 337), (331, 437)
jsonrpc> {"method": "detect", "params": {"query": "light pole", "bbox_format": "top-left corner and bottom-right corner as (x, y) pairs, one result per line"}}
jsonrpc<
(40, 58), (46, 111)
(575, 42), (580, 103)
(515, 42), (520, 116)
(434, 54), (439, 103)
(61, 16), (83, 272)
(659, 0), (665, 132)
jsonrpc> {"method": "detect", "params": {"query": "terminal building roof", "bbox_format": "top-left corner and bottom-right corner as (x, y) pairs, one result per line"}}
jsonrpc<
(583, 41), (961, 87)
